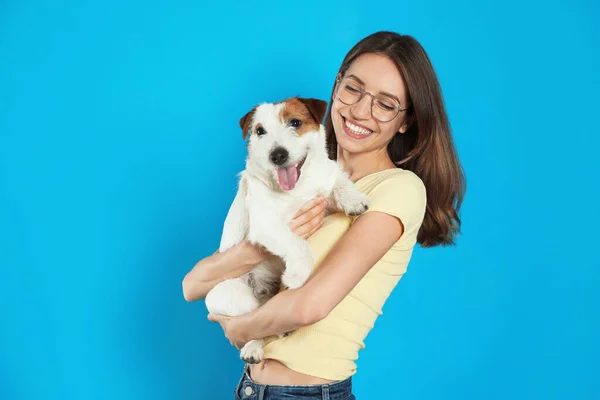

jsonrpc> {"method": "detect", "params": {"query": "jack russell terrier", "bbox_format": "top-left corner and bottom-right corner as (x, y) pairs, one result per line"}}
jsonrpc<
(205, 96), (371, 364)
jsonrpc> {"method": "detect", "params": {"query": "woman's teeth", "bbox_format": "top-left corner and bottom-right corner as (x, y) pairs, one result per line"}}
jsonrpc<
(345, 119), (372, 135)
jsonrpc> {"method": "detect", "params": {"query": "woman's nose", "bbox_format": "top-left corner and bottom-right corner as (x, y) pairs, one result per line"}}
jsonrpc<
(350, 95), (372, 120)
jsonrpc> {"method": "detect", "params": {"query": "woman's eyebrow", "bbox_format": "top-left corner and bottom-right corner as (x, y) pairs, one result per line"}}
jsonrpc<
(346, 74), (402, 104)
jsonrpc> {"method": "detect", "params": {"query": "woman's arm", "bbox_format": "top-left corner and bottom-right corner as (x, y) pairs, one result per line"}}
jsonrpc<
(182, 196), (328, 302)
(182, 240), (266, 302)
(213, 210), (404, 344)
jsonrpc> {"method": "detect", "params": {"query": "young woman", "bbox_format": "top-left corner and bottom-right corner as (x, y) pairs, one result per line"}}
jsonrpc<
(183, 31), (466, 399)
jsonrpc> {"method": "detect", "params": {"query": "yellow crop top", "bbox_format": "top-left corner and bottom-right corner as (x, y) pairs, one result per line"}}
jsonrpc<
(262, 167), (428, 381)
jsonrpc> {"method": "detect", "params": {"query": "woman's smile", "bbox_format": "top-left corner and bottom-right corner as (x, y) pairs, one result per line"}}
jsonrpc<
(342, 117), (375, 139)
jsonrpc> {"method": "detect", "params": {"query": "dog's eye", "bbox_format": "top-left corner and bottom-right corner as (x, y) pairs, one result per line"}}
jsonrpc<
(289, 119), (303, 128)
(256, 127), (266, 136)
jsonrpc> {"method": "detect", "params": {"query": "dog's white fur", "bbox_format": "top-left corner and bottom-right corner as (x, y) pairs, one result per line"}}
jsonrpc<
(205, 99), (370, 364)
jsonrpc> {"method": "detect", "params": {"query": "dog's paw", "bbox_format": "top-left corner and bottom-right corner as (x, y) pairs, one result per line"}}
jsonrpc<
(340, 192), (371, 217)
(347, 202), (369, 217)
(240, 341), (263, 364)
(282, 260), (312, 289)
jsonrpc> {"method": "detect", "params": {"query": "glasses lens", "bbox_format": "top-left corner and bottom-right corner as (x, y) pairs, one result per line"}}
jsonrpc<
(337, 78), (362, 105)
(372, 95), (400, 122)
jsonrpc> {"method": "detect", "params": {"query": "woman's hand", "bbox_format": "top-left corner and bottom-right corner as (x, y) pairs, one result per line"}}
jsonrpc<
(208, 313), (247, 349)
(289, 196), (328, 239)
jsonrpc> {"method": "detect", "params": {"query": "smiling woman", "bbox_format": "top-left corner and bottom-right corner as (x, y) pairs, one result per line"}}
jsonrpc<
(183, 31), (466, 399)
(325, 34), (464, 247)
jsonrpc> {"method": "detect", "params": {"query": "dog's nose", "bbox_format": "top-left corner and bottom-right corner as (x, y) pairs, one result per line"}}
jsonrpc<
(269, 147), (289, 166)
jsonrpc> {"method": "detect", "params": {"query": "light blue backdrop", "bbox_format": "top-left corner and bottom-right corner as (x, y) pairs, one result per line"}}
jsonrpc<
(1, 1), (598, 399)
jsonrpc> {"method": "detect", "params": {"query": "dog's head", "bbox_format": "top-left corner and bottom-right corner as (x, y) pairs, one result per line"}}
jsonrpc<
(239, 97), (328, 192)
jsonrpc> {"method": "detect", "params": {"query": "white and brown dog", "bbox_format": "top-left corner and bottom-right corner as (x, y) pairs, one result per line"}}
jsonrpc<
(205, 96), (370, 363)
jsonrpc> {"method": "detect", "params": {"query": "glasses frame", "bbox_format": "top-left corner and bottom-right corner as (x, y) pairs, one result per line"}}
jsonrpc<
(334, 75), (409, 123)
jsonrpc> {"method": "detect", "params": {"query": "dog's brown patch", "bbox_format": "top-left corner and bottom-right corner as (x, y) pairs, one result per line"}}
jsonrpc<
(239, 108), (257, 139)
(279, 97), (328, 136)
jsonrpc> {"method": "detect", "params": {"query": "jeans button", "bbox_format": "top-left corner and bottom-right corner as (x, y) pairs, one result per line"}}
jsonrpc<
(244, 386), (254, 396)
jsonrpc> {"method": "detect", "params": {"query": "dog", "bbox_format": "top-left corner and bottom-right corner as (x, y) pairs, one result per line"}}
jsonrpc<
(205, 96), (371, 364)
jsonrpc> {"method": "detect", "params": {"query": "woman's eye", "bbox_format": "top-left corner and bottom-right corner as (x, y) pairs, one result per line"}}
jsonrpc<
(377, 99), (396, 111)
(256, 127), (266, 136)
(290, 119), (303, 128)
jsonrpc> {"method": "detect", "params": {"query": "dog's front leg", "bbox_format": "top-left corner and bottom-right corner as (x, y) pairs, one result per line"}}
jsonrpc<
(330, 171), (371, 217)
(219, 176), (250, 252)
(250, 227), (313, 290)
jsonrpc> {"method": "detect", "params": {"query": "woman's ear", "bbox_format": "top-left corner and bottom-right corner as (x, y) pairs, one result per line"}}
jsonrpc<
(398, 113), (415, 134)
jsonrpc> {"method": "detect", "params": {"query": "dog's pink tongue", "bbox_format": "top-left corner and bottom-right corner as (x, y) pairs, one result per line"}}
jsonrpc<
(277, 166), (298, 191)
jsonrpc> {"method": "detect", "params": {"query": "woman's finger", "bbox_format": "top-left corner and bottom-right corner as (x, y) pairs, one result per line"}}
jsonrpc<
(302, 220), (325, 239)
(289, 198), (327, 231)
(291, 205), (326, 237)
(208, 313), (229, 324)
(299, 208), (327, 239)
(291, 196), (322, 219)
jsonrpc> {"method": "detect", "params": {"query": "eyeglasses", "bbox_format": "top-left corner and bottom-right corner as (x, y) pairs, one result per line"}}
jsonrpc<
(334, 76), (408, 122)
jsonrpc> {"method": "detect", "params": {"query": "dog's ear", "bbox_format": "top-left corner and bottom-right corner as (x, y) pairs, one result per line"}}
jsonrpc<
(297, 98), (328, 125)
(239, 108), (256, 140)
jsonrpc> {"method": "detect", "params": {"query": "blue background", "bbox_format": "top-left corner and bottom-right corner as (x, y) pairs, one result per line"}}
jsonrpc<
(1, 0), (599, 399)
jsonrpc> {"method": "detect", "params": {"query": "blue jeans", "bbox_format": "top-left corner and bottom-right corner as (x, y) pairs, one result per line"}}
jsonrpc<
(234, 364), (356, 400)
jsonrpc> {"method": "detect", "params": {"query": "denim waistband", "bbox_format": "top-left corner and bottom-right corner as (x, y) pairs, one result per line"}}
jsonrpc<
(234, 364), (354, 400)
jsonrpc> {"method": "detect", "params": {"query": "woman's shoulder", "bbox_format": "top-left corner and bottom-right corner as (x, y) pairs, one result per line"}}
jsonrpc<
(357, 168), (426, 198)
(355, 167), (427, 232)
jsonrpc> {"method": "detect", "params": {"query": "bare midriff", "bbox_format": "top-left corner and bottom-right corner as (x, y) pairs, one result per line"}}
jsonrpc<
(249, 358), (335, 385)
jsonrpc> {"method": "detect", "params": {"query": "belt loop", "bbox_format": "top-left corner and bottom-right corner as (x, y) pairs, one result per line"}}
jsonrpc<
(258, 385), (266, 400)
(322, 384), (330, 400)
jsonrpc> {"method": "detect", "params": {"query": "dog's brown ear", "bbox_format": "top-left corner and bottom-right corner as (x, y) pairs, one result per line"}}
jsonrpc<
(297, 98), (328, 125)
(239, 108), (256, 140)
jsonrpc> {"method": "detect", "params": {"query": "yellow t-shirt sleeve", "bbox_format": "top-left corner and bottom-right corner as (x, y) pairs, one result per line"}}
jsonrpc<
(360, 171), (427, 233)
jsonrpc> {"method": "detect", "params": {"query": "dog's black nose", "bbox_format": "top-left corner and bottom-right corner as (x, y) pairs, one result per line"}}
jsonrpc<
(270, 147), (289, 166)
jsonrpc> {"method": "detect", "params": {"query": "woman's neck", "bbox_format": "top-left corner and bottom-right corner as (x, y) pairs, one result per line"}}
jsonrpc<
(336, 146), (397, 183)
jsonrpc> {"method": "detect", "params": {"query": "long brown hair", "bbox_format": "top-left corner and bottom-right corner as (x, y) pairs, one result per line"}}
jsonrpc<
(324, 31), (466, 247)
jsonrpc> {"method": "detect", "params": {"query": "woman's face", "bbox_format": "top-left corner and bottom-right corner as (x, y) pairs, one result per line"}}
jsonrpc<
(331, 52), (411, 156)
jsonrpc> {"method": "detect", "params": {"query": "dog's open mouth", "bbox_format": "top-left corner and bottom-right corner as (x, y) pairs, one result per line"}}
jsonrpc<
(276, 156), (306, 191)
